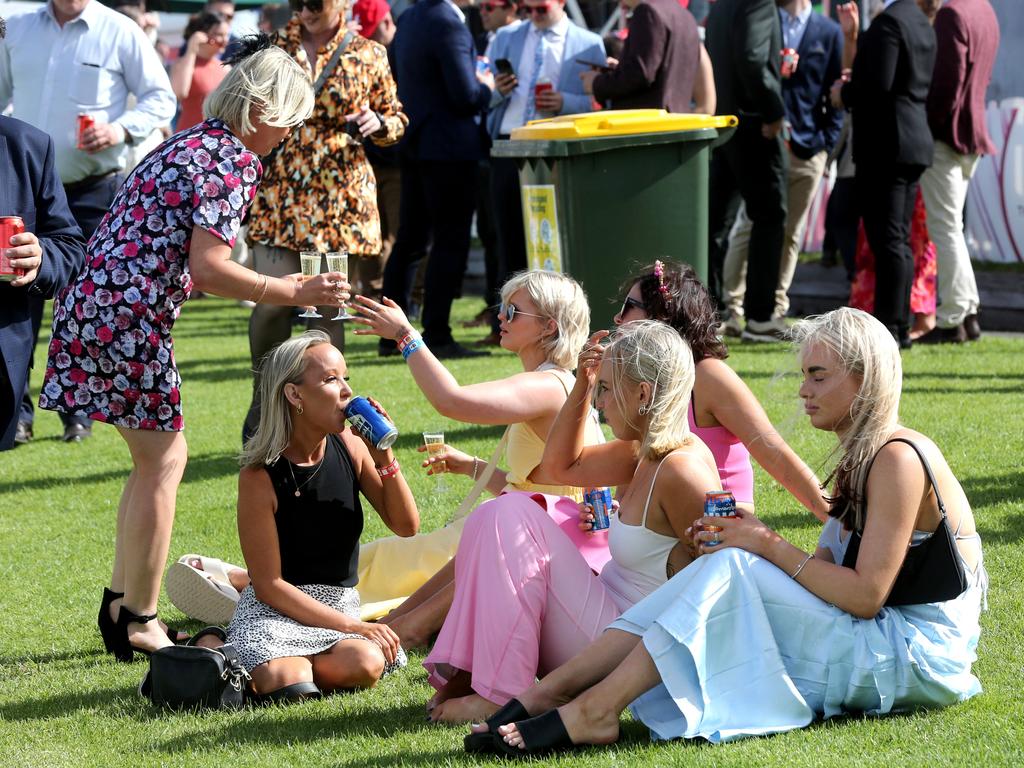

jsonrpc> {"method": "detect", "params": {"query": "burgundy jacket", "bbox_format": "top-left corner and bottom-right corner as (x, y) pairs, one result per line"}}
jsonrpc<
(926, 0), (999, 156)
(593, 0), (700, 112)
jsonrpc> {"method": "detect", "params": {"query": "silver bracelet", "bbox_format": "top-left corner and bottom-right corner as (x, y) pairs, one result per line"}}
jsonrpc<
(472, 457), (480, 481)
(791, 553), (814, 580)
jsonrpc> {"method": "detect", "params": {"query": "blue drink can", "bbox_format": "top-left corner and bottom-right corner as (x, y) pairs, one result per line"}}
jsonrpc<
(703, 490), (736, 546)
(585, 487), (613, 531)
(476, 57), (491, 76)
(344, 396), (398, 450)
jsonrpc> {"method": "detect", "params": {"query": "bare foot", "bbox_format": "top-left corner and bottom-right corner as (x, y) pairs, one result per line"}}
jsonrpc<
(430, 693), (500, 723)
(385, 612), (432, 649)
(427, 669), (472, 712)
(498, 696), (620, 751)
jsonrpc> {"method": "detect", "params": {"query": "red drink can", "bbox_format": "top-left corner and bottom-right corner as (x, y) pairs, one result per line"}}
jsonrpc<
(77, 113), (95, 150)
(0, 215), (26, 282)
(533, 77), (553, 112)
(780, 48), (799, 78)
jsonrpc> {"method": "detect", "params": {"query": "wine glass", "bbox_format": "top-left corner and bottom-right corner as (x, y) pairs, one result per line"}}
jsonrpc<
(422, 431), (448, 493)
(298, 250), (323, 319)
(326, 250), (354, 321)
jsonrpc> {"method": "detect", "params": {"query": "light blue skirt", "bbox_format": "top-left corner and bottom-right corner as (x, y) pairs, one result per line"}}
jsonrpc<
(609, 548), (985, 743)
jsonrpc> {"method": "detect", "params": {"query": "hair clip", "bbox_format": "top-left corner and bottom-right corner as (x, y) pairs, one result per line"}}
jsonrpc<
(653, 260), (669, 297)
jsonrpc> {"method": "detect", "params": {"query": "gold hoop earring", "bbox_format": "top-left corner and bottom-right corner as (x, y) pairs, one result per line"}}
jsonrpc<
(638, 403), (650, 416)
(297, 406), (304, 415)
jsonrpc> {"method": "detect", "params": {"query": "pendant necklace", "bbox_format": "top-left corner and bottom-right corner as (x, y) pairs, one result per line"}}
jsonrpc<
(286, 450), (326, 497)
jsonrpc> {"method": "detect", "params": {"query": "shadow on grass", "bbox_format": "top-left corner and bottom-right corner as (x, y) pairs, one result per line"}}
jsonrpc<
(0, 679), (161, 723)
(962, 471), (1024, 543)
(0, 646), (106, 667)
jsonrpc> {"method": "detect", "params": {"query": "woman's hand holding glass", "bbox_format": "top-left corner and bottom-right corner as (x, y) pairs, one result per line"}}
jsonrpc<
(350, 294), (415, 340)
(291, 269), (350, 312)
(417, 442), (475, 478)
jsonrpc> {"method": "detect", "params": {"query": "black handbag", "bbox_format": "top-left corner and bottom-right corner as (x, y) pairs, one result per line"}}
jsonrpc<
(140, 629), (250, 710)
(841, 438), (968, 607)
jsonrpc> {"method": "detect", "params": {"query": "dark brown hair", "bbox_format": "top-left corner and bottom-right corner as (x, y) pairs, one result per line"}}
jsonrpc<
(620, 261), (728, 363)
(184, 10), (228, 43)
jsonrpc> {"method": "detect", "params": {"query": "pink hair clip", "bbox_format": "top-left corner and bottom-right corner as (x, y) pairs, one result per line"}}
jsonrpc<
(653, 260), (669, 296)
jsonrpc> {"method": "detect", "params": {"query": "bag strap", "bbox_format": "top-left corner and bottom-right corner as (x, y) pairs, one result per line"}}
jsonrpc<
(313, 31), (354, 98)
(450, 427), (511, 523)
(879, 438), (947, 519)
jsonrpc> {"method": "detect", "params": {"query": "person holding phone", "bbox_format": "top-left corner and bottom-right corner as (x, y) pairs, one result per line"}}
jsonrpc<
(486, 0), (605, 300)
(580, 0), (703, 113)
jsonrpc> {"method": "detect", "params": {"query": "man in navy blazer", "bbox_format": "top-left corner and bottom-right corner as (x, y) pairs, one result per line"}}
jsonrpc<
(721, 0), (842, 333)
(0, 106), (86, 450)
(380, 0), (494, 358)
(486, 0), (604, 291)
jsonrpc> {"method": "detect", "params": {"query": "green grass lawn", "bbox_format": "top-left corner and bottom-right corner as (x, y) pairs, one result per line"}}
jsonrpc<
(2, 297), (1022, 767)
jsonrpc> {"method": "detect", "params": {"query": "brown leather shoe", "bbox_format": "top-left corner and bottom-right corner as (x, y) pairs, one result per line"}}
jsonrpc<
(963, 314), (981, 341)
(916, 324), (967, 344)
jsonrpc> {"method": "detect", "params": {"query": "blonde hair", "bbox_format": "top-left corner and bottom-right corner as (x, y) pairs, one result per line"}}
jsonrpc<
(239, 330), (333, 469)
(605, 320), (694, 460)
(204, 45), (314, 135)
(500, 270), (590, 369)
(790, 307), (902, 530)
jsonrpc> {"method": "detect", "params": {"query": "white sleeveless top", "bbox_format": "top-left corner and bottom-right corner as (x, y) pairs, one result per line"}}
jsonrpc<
(600, 451), (686, 612)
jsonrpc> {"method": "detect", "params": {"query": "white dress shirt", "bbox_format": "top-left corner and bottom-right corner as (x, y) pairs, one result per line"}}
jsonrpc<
(499, 15), (570, 135)
(0, 0), (176, 184)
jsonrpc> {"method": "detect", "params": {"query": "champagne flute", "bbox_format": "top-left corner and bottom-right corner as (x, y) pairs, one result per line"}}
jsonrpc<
(423, 431), (448, 493)
(326, 250), (354, 321)
(298, 250), (323, 319)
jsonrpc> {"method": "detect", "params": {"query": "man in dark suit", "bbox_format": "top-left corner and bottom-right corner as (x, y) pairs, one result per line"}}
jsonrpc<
(836, 0), (936, 348)
(380, 0), (494, 358)
(0, 19), (86, 450)
(917, 0), (999, 344)
(581, 0), (700, 112)
(705, 0), (788, 342)
(720, 0), (843, 335)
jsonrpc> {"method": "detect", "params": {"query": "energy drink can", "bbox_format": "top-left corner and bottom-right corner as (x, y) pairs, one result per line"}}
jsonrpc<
(585, 487), (613, 531)
(0, 216), (26, 282)
(703, 490), (736, 546)
(781, 48), (799, 78)
(77, 113), (95, 150)
(344, 396), (398, 450)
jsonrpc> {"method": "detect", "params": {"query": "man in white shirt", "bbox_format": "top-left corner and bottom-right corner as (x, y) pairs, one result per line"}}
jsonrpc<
(486, 0), (604, 290)
(0, 0), (175, 442)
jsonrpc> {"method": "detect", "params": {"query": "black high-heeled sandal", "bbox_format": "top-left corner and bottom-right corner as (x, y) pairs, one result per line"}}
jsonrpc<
(98, 587), (125, 654)
(113, 606), (161, 663)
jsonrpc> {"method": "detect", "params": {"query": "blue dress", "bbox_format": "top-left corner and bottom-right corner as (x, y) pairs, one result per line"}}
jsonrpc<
(608, 517), (986, 743)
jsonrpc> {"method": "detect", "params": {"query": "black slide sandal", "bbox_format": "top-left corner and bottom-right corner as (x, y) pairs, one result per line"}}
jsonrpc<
(463, 697), (530, 753)
(252, 680), (322, 706)
(496, 708), (577, 759)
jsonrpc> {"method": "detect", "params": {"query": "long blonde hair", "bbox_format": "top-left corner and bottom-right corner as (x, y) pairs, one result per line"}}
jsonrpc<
(500, 270), (590, 369)
(605, 320), (694, 460)
(790, 308), (902, 530)
(239, 330), (332, 469)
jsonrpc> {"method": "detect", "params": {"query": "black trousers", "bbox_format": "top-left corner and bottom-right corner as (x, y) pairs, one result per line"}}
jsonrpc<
(707, 119), (788, 323)
(21, 173), (122, 427)
(476, 162), (500, 321)
(856, 162), (925, 340)
(381, 157), (477, 347)
(823, 175), (858, 281)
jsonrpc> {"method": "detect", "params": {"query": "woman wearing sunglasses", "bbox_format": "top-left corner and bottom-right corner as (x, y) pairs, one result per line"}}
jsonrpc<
(349, 271), (607, 646)
(243, 0), (408, 436)
(615, 261), (828, 520)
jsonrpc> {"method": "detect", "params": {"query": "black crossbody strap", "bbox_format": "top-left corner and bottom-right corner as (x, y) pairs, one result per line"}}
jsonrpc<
(881, 438), (947, 520)
(313, 30), (353, 97)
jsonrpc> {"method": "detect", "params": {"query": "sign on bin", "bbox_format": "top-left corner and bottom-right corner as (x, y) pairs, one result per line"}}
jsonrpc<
(521, 185), (563, 273)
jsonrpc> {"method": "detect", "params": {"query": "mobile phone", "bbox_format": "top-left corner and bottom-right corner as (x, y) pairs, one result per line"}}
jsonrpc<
(494, 58), (515, 78)
(575, 57), (612, 72)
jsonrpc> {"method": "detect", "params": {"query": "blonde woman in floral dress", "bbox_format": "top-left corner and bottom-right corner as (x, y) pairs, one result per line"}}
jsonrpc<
(244, 0), (407, 435)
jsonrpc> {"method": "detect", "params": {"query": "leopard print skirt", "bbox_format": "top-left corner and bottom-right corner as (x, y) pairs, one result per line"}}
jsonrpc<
(227, 583), (407, 675)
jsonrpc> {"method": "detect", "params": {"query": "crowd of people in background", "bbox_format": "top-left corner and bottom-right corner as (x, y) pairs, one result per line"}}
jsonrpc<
(0, 0), (1000, 756)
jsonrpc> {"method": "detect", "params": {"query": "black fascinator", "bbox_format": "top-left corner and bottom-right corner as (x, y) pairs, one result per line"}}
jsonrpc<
(222, 33), (275, 67)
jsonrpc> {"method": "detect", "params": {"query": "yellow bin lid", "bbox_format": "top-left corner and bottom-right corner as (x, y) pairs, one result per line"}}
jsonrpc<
(510, 109), (738, 141)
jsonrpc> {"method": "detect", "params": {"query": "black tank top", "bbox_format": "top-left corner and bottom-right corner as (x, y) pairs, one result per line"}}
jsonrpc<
(265, 434), (363, 588)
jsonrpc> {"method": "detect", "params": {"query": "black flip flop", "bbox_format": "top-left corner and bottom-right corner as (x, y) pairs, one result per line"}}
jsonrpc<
(495, 708), (577, 759)
(463, 698), (530, 753)
(251, 680), (322, 706)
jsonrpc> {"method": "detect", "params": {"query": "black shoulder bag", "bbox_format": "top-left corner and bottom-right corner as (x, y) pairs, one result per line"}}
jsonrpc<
(139, 628), (251, 710)
(841, 438), (968, 607)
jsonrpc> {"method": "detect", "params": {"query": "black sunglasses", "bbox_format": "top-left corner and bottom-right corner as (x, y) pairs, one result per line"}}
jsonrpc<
(620, 296), (645, 315)
(498, 302), (545, 323)
(290, 0), (324, 12)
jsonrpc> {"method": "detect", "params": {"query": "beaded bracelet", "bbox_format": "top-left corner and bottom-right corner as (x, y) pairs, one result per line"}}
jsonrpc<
(376, 458), (400, 478)
(401, 338), (425, 360)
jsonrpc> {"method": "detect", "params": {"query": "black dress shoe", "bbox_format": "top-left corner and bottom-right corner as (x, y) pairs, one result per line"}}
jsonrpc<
(377, 342), (400, 358)
(964, 314), (982, 341)
(916, 324), (967, 345)
(14, 421), (32, 445)
(431, 341), (491, 359)
(62, 423), (92, 442)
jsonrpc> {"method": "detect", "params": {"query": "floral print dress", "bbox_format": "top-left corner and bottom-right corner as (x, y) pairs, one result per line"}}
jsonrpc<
(39, 118), (261, 431)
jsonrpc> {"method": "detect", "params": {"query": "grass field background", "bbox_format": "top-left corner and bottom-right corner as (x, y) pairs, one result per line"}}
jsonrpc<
(1, 296), (1022, 766)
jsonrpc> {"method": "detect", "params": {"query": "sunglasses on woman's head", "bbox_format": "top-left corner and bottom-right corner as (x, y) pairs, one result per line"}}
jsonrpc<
(290, 0), (324, 12)
(499, 302), (545, 323)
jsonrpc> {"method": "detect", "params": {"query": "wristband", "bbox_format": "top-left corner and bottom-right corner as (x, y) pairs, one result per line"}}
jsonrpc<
(401, 338), (425, 360)
(791, 553), (814, 580)
(376, 458), (400, 478)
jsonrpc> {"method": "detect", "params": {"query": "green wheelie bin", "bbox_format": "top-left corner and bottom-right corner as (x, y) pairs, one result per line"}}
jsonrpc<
(491, 109), (736, 327)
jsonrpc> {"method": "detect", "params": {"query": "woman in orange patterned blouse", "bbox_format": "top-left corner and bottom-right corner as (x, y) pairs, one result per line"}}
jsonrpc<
(245, 0), (407, 436)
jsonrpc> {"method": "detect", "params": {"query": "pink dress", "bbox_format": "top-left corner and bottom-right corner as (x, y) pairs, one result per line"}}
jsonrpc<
(688, 400), (755, 504)
(423, 455), (683, 705)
